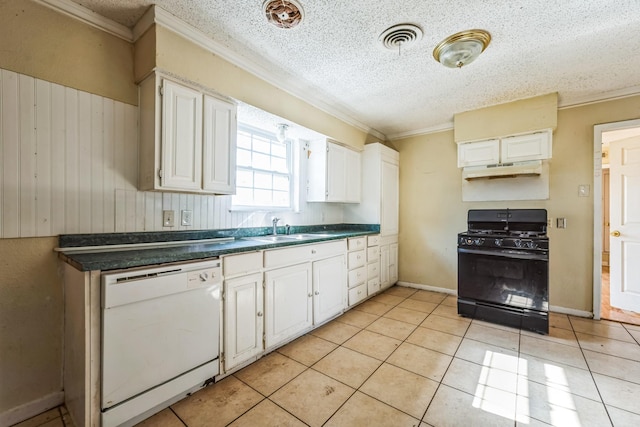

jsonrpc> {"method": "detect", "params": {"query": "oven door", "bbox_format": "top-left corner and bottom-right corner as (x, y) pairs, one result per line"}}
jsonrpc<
(458, 247), (548, 312)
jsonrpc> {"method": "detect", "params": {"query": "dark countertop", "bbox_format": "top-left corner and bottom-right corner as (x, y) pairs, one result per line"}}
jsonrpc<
(58, 224), (379, 272)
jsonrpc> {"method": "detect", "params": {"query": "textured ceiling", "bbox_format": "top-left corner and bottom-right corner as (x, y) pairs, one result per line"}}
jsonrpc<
(68, 0), (640, 139)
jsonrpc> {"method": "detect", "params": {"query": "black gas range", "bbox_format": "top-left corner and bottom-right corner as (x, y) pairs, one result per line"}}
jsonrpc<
(457, 209), (549, 334)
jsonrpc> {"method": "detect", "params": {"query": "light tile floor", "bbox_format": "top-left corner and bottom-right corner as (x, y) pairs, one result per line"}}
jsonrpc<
(17, 286), (640, 427)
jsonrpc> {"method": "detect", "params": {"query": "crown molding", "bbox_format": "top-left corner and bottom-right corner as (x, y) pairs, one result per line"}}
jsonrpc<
(558, 85), (640, 110)
(36, 0), (132, 41)
(387, 121), (454, 141)
(134, 5), (386, 141)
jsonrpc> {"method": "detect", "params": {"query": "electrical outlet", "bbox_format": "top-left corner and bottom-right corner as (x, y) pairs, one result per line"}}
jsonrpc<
(181, 210), (193, 226)
(578, 184), (590, 197)
(556, 218), (567, 229)
(162, 210), (175, 227)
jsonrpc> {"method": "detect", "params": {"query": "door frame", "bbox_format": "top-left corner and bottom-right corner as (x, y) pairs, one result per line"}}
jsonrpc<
(593, 119), (640, 319)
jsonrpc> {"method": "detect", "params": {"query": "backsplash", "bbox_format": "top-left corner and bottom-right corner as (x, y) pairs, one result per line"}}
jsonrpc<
(0, 68), (343, 238)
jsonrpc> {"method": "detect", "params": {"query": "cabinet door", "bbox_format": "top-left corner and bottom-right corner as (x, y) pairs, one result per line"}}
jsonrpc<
(388, 243), (398, 287)
(380, 244), (390, 287)
(345, 148), (361, 203)
(224, 273), (263, 371)
(381, 160), (399, 236)
(313, 255), (346, 324)
(457, 139), (500, 167)
(203, 95), (237, 194)
(264, 263), (312, 348)
(161, 79), (203, 190)
(501, 131), (551, 163)
(326, 142), (346, 202)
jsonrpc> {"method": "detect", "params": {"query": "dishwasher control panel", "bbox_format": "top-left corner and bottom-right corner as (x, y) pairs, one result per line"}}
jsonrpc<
(187, 262), (221, 289)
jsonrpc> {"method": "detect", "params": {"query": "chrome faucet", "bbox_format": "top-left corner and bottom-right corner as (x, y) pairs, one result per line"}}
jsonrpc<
(272, 217), (280, 235)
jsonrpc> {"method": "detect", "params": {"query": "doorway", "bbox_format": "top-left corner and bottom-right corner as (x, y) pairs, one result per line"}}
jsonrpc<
(593, 120), (640, 324)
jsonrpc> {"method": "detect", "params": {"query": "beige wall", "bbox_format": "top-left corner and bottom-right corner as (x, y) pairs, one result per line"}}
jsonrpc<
(397, 94), (640, 312)
(146, 25), (371, 149)
(0, 237), (62, 413)
(0, 0), (136, 105)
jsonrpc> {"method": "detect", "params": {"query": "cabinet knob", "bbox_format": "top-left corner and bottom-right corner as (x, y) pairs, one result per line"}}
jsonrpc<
(308, 293), (313, 298)
(311, 249), (317, 254)
(357, 290), (362, 295)
(257, 311), (263, 317)
(315, 291), (320, 295)
(357, 255), (361, 260)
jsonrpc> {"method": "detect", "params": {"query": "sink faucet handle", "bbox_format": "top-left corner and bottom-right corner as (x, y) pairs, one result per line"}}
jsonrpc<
(272, 216), (280, 224)
(285, 224), (291, 235)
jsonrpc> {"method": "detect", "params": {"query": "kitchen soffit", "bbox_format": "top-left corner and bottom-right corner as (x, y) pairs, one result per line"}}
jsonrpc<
(57, 0), (640, 140)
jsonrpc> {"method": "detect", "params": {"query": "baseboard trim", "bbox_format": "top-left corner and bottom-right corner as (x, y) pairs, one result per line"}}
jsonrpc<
(396, 281), (457, 295)
(549, 305), (593, 318)
(396, 282), (593, 318)
(0, 391), (64, 427)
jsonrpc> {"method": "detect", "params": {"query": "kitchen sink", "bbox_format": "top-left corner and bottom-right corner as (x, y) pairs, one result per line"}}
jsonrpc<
(248, 233), (335, 243)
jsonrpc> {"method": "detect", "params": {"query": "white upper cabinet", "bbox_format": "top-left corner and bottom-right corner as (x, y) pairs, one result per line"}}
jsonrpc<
(346, 143), (399, 237)
(457, 130), (552, 168)
(457, 139), (500, 168)
(501, 130), (551, 163)
(139, 74), (237, 194)
(307, 139), (361, 203)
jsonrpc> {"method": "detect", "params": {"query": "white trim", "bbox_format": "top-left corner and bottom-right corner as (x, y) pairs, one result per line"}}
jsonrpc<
(35, 0), (132, 41)
(549, 305), (593, 318)
(396, 281), (456, 295)
(0, 391), (64, 426)
(134, 6), (387, 142)
(387, 122), (454, 140)
(592, 119), (640, 321)
(559, 86), (640, 110)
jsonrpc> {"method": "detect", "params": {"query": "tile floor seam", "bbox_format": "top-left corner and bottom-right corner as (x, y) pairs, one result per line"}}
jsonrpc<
(169, 406), (188, 426)
(259, 398), (311, 427)
(571, 324), (617, 427)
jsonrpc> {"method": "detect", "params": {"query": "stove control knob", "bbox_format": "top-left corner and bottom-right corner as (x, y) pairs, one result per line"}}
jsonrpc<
(514, 240), (522, 248)
(526, 241), (538, 249)
(494, 239), (502, 247)
(474, 238), (484, 246)
(466, 238), (473, 245)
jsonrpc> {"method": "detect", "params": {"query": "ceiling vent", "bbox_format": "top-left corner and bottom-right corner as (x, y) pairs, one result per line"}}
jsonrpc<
(379, 24), (423, 53)
(263, 0), (304, 29)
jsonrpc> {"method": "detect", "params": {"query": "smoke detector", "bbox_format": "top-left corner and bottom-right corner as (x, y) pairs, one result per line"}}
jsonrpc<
(263, 0), (304, 29)
(379, 24), (423, 54)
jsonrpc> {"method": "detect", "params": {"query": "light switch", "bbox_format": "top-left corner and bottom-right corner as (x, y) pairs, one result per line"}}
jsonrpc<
(578, 185), (590, 197)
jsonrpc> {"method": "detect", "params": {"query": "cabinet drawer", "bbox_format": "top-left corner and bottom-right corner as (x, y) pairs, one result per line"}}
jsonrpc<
(348, 284), (367, 306)
(264, 240), (345, 269)
(367, 262), (379, 280)
(367, 235), (380, 247)
(348, 266), (366, 288)
(348, 237), (366, 251)
(367, 278), (381, 296)
(367, 246), (379, 263)
(223, 251), (262, 277)
(347, 250), (366, 269)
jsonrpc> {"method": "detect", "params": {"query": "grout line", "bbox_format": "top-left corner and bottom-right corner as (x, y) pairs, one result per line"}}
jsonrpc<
(169, 407), (188, 427)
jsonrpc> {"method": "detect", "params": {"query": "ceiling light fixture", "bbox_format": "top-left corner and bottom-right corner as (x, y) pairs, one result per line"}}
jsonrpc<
(433, 29), (491, 68)
(263, 0), (304, 29)
(276, 123), (289, 142)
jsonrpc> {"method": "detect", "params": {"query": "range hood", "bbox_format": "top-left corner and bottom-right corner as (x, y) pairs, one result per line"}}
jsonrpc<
(462, 160), (542, 181)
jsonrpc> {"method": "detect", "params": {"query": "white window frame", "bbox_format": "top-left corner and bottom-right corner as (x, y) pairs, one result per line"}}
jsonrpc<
(232, 124), (294, 210)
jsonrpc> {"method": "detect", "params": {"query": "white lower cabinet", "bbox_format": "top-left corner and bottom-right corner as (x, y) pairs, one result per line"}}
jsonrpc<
(264, 263), (313, 349)
(313, 255), (346, 324)
(379, 235), (399, 290)
(223, 272), (263, 371)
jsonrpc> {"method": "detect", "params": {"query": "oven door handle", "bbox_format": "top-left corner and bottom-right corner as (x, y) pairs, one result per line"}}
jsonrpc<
(458, 247), (548, 261)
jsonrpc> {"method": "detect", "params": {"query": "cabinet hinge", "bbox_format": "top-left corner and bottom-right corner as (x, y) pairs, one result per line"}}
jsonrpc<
(220, 352), (225, 367)
(159, 85), (163, 96)
(262, 280), (266, 289)
(158, 169), (163, 178)
(262, 333), (266, 348)
(325, 192), (329, 197)
(326, 146), (329, 152)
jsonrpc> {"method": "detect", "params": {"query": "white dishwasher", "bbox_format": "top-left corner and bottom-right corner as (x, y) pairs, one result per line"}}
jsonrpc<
(101, 259), (221, 427)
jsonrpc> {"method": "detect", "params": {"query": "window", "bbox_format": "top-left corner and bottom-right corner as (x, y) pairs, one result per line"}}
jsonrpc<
(232, 124), (293, 209)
